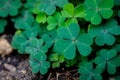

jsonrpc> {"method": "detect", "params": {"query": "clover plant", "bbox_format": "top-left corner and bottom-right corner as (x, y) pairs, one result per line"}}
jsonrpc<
(1, 0), (120, 79)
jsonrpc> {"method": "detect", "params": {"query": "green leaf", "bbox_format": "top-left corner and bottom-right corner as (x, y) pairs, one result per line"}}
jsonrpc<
(88, 19), (120, 46)
(52, 62), (60, 68)
(74, 4), (85, 18)
(29, 53), (50, 74)
(42, 29), (57, 48)
(47, 12), (65, 30)
(54, 23), (93, 59)
(12, 32), (30, 53)
(24, 0), (40, 13)
(61, 3), (85, 18)
(12, 28), (39, 54)
(0, 18), (7, 33)
(49, 53), (59, 62)
(14, 10), (34, 30)
(84, 0), (114, 25)
(94, 49), (118, 74)
(39, 0), (68, 15)
(49, 53), (65, 68)
(59, 54), (65, 63)
(61, 3), (74, 18)
(65, 18), (78, 26)
(25, 38), (48, 55)
(36, 12), (46, 23)
(79, 62), (102, 80)
(65, 58), (77, 67)
(0, 0), (22, 17)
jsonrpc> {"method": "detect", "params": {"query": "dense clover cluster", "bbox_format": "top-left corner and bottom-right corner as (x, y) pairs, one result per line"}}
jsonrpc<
(0, 0), (120, 79)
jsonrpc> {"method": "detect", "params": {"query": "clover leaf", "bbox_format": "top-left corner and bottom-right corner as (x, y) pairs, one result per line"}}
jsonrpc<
(49, 53), (65, 68)
(0, 18), (7, 33)
(41, 29), (57, 49)
(36, 12), (46, 23)
(54, 23), (93, 59)
(12, 32), (30, 53)
(25, 38), (48, 56)
(79, 62), (102, 80)
(39, 0), (68, 15)
(61, 3), (85, 18)
(14, 10), (34, 30)
(84, 0), (114, 25)
(24, 0), (40, 13)
(88, 19), (120, 46)
(0, 0), (22, 17)
(12, 29), (39, 54)
(47, 12), (65, 30)
(94, 49), (120, 74)
(29, 53), (50, 74)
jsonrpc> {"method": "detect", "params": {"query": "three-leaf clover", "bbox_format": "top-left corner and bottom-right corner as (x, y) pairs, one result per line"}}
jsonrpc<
(12, 29), (38, 53)
(94, 49), (118, 74)
(88, 19), (120, 46)
(79, 62), (102, 80)
(25, 38), (48, 56)
(0, 0), (22, 17)
(39, 0), (68, 15)
(14, 10), (34, 30)
(61, 3), (85, 18)
(54, 23), (93, 59)
(12, 32), (30, 53)
(84, 0), (114, 25)
(47, 12), (65, 30)
(29, 53), (50, 75)
(0, 18), (7, 33)
(49, 53), (65, 68)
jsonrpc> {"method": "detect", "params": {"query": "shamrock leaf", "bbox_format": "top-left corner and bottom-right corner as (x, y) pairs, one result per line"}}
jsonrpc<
(24, 0), (40, 13)
(12, 32), (30, 53)
(25, 38), (48, 56)
(94, 49), (119, 74)
(41, 29), (57, 48)
(47, 12), (65, 30)
(0, 0), (22, 17)
(61, 3), (85, 18)
(39, 0), (68, 15)
(84, 0), (114, 25)
(88, 19), (120, 46)
(12, 29), (38, 53)
(29, 53), (50, 74)
(14, 10), (34, 30)
(36, 12), (46, 23)
(0, 18), (7, 33)
(54, 23), (93, 59)
(49, 53), (65, 68)
(79, 62), (102, 80)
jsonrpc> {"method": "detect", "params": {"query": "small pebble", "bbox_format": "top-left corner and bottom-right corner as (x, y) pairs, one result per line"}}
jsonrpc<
(19, 70), (26, 74)
(4, 63), (16, 72)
